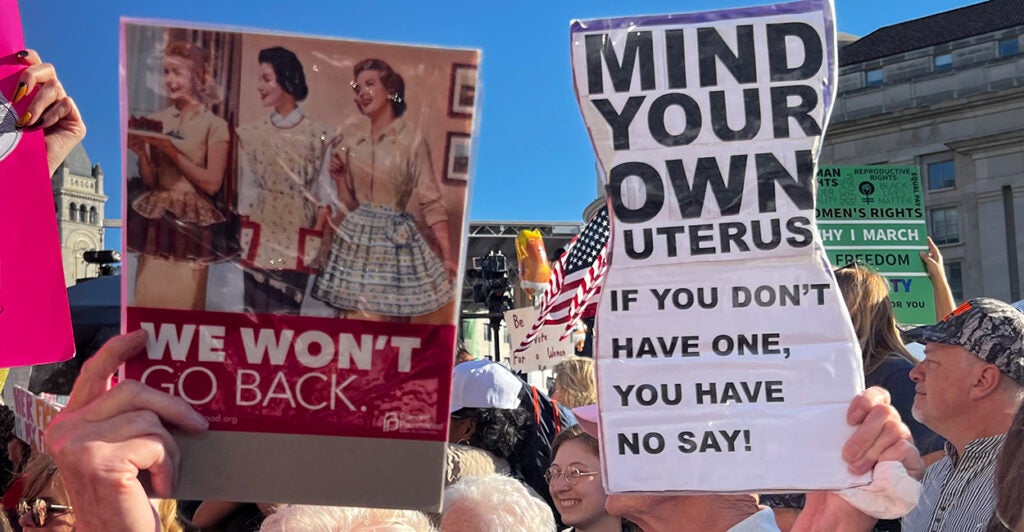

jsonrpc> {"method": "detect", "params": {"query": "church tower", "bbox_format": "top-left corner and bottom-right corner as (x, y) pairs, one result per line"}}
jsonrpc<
(51, 144), (107, 286)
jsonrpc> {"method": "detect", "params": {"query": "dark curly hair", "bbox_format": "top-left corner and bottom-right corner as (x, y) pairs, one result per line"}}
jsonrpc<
(258, 46), (309, 101)
(457, 407), (530, 461)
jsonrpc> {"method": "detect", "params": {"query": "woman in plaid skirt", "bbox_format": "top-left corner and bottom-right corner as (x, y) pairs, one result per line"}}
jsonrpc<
(312, 58), (455, 322)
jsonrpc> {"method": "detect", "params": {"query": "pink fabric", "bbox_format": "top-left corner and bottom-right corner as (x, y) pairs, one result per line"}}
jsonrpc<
(0, 0), (75, 367)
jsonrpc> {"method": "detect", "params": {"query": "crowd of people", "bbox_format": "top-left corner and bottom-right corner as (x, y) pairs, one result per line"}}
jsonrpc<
(3, 46), (1024, 532)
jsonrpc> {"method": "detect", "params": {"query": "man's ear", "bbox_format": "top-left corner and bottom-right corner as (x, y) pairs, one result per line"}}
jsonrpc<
(969, 364), (1003, 400)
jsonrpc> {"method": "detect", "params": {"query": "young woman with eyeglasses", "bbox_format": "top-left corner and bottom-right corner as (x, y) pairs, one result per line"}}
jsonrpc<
(548, 425), (639, 532)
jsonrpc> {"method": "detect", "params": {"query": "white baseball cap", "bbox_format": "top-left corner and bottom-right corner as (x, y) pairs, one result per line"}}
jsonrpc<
(449, 359), (522, 413)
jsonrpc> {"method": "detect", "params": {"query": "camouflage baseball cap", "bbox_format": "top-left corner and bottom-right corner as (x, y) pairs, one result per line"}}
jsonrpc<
(904, 298), (1024, 385)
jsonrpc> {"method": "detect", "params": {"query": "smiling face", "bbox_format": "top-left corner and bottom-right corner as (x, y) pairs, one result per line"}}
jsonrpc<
(162, 56), (198, 104)
(549, 439), (608, 529)
(257, 63), (291, 110)
(352, 69), (390, 119)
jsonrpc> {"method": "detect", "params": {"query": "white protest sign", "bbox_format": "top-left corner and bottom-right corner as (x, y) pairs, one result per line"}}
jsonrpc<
(505, 306), (575, 372)
(571, 0), (867, 493)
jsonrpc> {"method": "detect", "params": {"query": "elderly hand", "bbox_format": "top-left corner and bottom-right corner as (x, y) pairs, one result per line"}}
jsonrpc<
(45, 330), (208, 531)
(11, 50), (86, 176)
(792, 387), (924, 532)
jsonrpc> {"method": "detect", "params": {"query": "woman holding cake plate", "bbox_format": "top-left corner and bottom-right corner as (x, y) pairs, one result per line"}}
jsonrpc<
(127, 40), (231, 310)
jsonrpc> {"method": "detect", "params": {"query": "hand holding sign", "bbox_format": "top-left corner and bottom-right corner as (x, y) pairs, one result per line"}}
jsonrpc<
(46, 330), (209, 531)
(572, 0), (868, 494)
(11, 49), (86, 175)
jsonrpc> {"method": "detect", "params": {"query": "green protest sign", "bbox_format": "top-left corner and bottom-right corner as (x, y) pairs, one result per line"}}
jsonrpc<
(816, 166), (935, 325)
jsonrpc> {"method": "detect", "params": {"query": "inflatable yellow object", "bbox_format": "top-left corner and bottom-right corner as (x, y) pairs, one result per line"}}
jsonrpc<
(515, 229), (551, 297)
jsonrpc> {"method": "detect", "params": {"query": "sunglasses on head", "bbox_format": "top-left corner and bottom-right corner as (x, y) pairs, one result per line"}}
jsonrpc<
(17, 498), (72, 527)
(835, 259), (866, 271)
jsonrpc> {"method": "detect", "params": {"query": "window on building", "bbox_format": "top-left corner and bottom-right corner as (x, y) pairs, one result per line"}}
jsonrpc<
(79, 205), (88, 223)
(933, 54), (952, 72)
(89, 207), (98, 225)
(69, 203), (77, 221)
(865, 68), (884, 87)
(927, 160), (956, 190)
(1000, 38), (1020, 58)
(929, 207), (960, 245)
(484, 326), (492, 342)
(944, 261), (964, 302)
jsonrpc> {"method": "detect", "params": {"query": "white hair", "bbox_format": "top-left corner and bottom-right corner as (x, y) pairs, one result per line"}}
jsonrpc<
(260, 504), (436, 532)
(1004, 376), (1024, 404)
(440, 474), (555, 531)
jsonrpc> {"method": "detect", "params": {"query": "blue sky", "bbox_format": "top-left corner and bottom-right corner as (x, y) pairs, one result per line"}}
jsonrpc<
(20, 0), (977, 241)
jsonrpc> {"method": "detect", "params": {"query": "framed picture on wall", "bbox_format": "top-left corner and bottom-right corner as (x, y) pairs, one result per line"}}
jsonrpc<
(444, 132), (471, 182)
(448, 63), (476, 118)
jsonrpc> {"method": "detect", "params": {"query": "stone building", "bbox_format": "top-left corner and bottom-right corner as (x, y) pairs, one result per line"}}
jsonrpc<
(51, 144), (107, 286)
(821, 0), (1024, 303)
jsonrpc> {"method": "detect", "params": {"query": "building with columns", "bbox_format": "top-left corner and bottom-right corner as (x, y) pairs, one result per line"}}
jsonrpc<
(51, 144), (107, 286)
(821, 0), (1024, 303)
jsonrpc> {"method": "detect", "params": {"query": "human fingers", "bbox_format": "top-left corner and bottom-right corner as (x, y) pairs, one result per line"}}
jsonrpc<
(65, 330), (148, 412)
(4, 50), (36, 102)
(926, 237), (942, 266)
(876, 438), (925, 481)
(94, 410), (183, 497)
(83, 380), (208, 433)
(128, 136), (146, 153)
(13, 60), (57, 106)
(13, 49), (40, 65)
(49, 410), (180, 498)
(18, 75), (64, 127)
(31, 94), (74, 131)
(843, 401), (912, 475)
(330, 148), (345, 165)
(846, 386), (891, 424)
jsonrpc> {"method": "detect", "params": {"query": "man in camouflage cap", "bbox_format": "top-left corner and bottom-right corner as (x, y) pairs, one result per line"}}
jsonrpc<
(901, 298), (1024, 532)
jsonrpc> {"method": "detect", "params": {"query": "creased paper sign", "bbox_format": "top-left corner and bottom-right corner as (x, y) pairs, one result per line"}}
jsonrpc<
(571, 0), (867, 493)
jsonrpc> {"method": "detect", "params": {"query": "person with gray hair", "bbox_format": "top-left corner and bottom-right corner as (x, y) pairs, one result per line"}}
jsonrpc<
(260, 505), (436, 532)
(902, 298), (1024, 531)
(440, 474), (555, 532)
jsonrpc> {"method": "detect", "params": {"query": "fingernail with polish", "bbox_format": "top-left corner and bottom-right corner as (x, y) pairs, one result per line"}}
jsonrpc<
(15, 111), (32, 129)
(12, 82), (27, 104)
(16, 50), (30, 64)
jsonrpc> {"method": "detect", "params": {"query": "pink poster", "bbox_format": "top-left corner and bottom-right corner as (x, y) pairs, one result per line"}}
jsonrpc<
(119, 20), (477, 509)
(0, 0), (75, 368)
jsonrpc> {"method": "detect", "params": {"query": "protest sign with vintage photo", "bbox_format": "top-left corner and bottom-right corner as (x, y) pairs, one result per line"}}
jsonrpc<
(119, 20), (477, 510)
(505, 306), (574, 372)
(571, 0), (868, 493)
(0, 0), (75, 368)
(816, 165), (935, 324)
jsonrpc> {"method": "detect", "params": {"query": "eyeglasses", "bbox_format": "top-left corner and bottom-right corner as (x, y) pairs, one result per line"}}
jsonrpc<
(17, 498), (73, 527)
(544, 465), (600, 486)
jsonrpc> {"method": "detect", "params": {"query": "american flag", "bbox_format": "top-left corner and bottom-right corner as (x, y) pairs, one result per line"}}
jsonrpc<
(515, 206), (610, 353)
